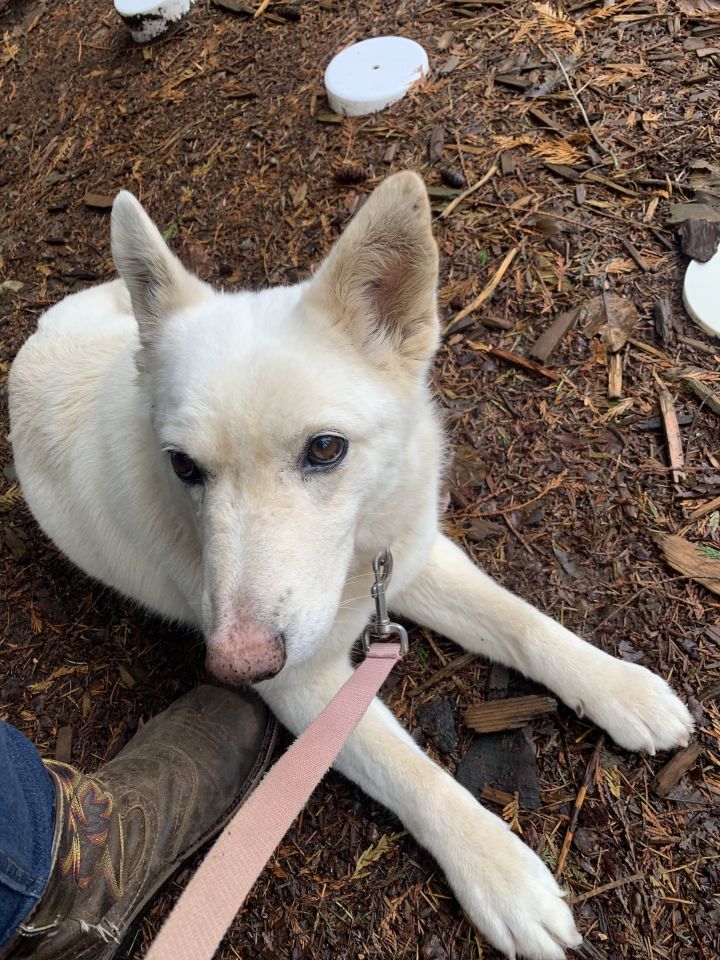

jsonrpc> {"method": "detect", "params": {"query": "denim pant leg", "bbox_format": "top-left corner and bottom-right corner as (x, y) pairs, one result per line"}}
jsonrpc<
(0, 721), (56, 950)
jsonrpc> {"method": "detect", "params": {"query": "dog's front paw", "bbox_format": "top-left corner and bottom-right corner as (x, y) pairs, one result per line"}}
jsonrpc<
(577, 658), (693, 754)
(445, 804), (581, 959)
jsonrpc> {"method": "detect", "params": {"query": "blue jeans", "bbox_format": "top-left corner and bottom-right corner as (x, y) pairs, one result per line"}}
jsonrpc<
(0, 722), (55, 951)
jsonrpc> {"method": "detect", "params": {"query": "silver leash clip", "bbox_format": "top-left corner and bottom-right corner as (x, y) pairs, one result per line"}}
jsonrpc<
(361, 548), (409, 656)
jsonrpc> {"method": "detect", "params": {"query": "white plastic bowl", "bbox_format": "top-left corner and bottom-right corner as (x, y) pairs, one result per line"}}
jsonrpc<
(683, 247), (720, 339)
(324, 36), (429, 117)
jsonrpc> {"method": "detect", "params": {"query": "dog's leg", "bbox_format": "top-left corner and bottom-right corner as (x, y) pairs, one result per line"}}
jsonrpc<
(260, 662), (581, 960)
(391, 532), (693, 754)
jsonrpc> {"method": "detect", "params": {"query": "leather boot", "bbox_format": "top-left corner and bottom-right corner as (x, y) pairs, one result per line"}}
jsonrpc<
(1, 685), (277, 960)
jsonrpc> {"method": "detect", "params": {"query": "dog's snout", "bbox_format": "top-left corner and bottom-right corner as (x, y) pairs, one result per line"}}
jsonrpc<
(205, 617), (286, 686)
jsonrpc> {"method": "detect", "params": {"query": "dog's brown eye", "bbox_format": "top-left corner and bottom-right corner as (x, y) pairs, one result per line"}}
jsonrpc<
(305, 434), (348, 470)
(169, 451), (203, 485)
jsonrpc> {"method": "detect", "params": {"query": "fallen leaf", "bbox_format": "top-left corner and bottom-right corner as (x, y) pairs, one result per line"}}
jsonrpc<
(438, 55), (460, 75)
(428, 124), (445, 163)
(465, 517), (505, 542)
(667, 202), (720, 225)
(1, 526), (27, 559)
(618, 639), (644, 663)
(584, 293), (638, 352)
(212, 0), (253, 12)
(449, 443), (489, 490)
(118, 664), (150, 688)
(289, 182), (307, 208)
(687, 159), (720, 204)
(552, 545), (582, 578)
(527, 214), (569, 236)
(678, 0), (720, 13)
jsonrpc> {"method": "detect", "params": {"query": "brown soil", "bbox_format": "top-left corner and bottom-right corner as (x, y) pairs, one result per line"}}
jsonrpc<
(1, 1), (719, 958)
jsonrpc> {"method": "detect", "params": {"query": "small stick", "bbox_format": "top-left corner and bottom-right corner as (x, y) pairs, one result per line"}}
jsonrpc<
(480, 785), (517, 806)
(678, 335), (719, 357)
(408, 652), (478, 699)
(445, 246), (519, 334)
(608, 351), (623, 400)
(469, 343), (561, 382)
(549, 47), (611, 158)
(652, 743), (703, 798)
(254, 0), (271, 16)
(621, 238), (650, 272)
(689, 494), (720, 521)
(555, 735), (604, 879)
(439, 163), (497, 220)
(680, 375), (720, 416)
(656, 381), (685, 485)
(424, 630), (449, 667)
(569, 871), (645, 905)
(627, 337), (673, 362)
(654, 297), (673, 344)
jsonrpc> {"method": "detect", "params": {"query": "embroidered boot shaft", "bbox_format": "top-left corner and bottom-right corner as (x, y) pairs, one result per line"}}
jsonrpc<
(1, 686), (277, 960)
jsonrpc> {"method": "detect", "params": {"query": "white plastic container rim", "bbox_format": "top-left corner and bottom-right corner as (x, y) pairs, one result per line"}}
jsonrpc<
(325, 36), (430, 117)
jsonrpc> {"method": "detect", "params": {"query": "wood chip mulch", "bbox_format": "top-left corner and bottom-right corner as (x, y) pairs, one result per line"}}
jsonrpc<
(1, 1), (719, 958)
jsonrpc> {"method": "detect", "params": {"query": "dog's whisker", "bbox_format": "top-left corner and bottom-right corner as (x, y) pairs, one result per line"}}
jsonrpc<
(337, 596), (372, 609)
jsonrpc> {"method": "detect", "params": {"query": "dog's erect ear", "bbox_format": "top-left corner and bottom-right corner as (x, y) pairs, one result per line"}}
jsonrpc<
(111, 192), (211, 347)
(304, 172), (439, 371)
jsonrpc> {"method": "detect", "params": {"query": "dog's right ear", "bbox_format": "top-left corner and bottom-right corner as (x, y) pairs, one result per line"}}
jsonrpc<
(111, 192), (211, 348)
(302, 172), (439, 375)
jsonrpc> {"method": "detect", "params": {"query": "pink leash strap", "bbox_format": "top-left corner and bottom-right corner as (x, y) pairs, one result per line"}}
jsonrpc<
(145, 641), (401, 960)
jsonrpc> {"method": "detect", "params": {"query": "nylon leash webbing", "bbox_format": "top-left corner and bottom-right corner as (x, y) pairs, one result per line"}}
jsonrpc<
(145, 641), (401, 960)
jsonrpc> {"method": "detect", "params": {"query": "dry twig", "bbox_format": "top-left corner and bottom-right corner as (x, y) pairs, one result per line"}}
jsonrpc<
(439, 163), (497, 220)
(408, 653), (478, 699)
(655, 378), (685, 485)
(445, 247), (520, 334)
(548, 47), (612, 159)
(652, 743), (703, 798)
(468, 342), (561, 382)
(555, 736), (604, 879)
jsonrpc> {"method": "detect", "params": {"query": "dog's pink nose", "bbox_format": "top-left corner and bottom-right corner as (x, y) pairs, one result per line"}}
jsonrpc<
(206, 616), (286, 686)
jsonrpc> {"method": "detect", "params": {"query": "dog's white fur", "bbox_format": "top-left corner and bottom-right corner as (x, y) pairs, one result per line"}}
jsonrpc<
(9, 173), (693, 960)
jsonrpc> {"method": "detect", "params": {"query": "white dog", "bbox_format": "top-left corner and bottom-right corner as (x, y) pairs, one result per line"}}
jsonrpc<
(9, 172), (693, 959)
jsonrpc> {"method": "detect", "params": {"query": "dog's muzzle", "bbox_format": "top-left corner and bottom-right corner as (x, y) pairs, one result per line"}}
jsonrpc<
(205, 617), (287, 686)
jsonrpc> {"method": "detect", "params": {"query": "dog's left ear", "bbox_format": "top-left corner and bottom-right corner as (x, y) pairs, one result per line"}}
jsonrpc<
(111, 192), (211, 348)
(303, 172), (439, 372)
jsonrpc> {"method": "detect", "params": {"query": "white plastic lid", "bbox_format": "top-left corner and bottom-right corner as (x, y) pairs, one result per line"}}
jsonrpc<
(115, 0), (194, 42)
(683, 248), (720, 339)
(115, 0), (190, 14)
(324, 37), (429, 117)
